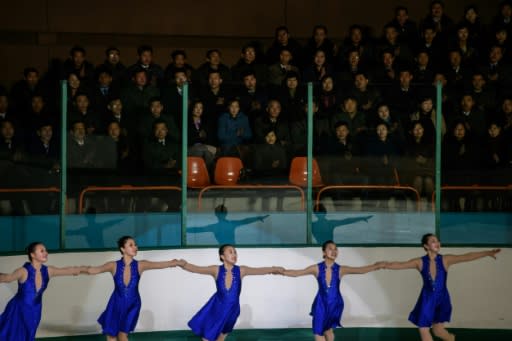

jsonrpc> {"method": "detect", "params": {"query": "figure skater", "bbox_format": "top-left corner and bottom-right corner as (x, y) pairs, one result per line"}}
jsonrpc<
(0, 241), (85, 341)
(384, 233), (501, 341)
(85, 235), (180, 341)
(178, 244), (283, 341)
(282, 240), (384, 341)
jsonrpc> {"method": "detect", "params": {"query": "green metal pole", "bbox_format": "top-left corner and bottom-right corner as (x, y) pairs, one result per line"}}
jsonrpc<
(435, 81), (442, 237)
(306, 83), (313, 244)
(181, 83), (189, 246)
(60, 81), (68, 249)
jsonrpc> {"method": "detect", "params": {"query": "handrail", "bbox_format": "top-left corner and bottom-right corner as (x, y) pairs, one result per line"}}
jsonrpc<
(0, 187), (61, 193)
(197, 185), (305, 210)
(316, 185), (421, 211)
(78, 185), (182, 214)
(431, 184), (512, 209)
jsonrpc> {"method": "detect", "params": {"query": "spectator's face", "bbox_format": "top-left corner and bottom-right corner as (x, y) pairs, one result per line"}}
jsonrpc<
(265, 131), (277, 145)
(38, 125), (53, 142)
(412, 123), (424, 139)
(465, 8), (477, 23)
(277, 29), (289, 45)
(431, 3), (443, 18)
(109, 99), (123, 115)
(350, 28), (362, 44)
(421, 99), (433, 113)
(173, 54), (185, 67)
(150, 101), (163, 116)
(424, 29), (436, 43)
(502, 99), (512, 113)
(208, 51), (220, 65)
(396, 9), (408, 25)
(279, 50), (292, 65)
(76, 95), (89, 112)
(134, 71), (147, 87)
(496, 30), (507, 43)
(377, 105), (390, 120)
(502, 4), (512, 18)
(314, 51), (326, 66)
(192, 102), (203, 117)
(228, 101), (240, 117)
(322, 77), (334, 92)
(417, 52), (429, 66)
(72, 51), (85, 67)
(343, 99), (357, 113)
(72, 123), (86, 140)
(314, 28), (326, 44)
(107, 49), (120, 64)
(208, 72), (222, 89)
(461, 96), (474, 111)
(354, 74), (367, 90)
(490, 47), (503, 63)
(488, 124), (501, 138)
(68, 74), (80, 89)
(175, 72), (187, 87)
(399, 71), (413, 87)
(28, 97), (44, 115)
(154, 123), (168, 140)
(457, 28), (469, 41)
(98, 72), (112, 87)
(472, 75), (485, 90)
(348, 51), (360, 66)
(453, 123), (465, 140)
(376, 124), (388, 140)
(0, 96), (8, 112)
(243, 75), (257, 90)
(383, 53), (394, 68)
(1, 122), (14, 140)
(449, 52), (461, 66)
(286, 77), (298, 89)
(108, 122), (121, 140)
(385, 27), (398, 42)
(242, 47), (256, 63)
(25, 71), (39, 87)
(139, 51), (153, 65)
(335, 125), (349, 140)
(267, 101), (281, 118)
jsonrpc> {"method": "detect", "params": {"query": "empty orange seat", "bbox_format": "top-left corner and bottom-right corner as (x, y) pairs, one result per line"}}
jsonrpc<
(187, 157), (211, 188)
(289, 157), (323, 187)
(214, 157), (244, 185)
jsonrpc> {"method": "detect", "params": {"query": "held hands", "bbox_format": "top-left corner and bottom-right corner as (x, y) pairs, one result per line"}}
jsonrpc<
(488, 249), (501, 259)
(270, 266), (285, 275)
(176, 259), (188, 268)
(373, 262), (387, 270)
(169, 259), (181, 267)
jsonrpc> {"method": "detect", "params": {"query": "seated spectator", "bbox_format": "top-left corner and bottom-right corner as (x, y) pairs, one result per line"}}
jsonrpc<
(450, 23), (480, 67)
(376, 23), (414, 65)
(452, 93), (487, 139)
(409, 96), (446, 142)
(479, 45), (512, 98)
(373, 49), (397, 87)
(267, 47), (300, 90)
(199, 70), (231, 119)
(444, 49), (473, 94)
(127, 45), (164, 87)
(335, 48), (364, 91)
(137, 97), (179, 143)
(0, 93), (19, 129)
(67, 120), (96, 168)
(120, 67), (160, 120)
(102, 97), (135, 137)
(302, 49), (334, 84)
(252, 129), (288, 178)
(317, 75), (340, 115)
(66, 72), (91, 110)
(491, 1), (512, 36)
(9, 67), (44, 115)
(291, 100), (331, 156)
(98, 47), (128, 88)
(372, 103), (406, 144)
(22, 94), (56, 142)
(277, 71), (306, 123)
(304, 25), (336, 65)
(490, 25), (512, 62)
(161, 68), (194, 127)
(27, 121), (60, 171)
(164, 49), (196, 86)
(420, 0), (454, 48)
(384, 67), (419, 123)
(403, 121), (434, 199)
(69, 93), (101, 135)
(231, 44), (268, 86)
(331, 96), (367, 140)
(106, 120), (136, 171)
(484, 121), (510, 170)
(236, 71), (268, 125)
(459, 5), (485, 49)
(188, 100), (217, 168)
(254, 99), (291, 147)
(265, 26), (303, 67)
(388, 6), (419, 48)
(339, 24), (375, 69)
(60, 46), (95, 88)
(143, 119), (180, 171)
(0, 119), (24, 162)
(469, 72), (497, 115)
(412, 49), (435, 85)
(217, 99), (252, 157)
(195, 49), (232, 88)
(349, 72), (382, 116)
(91, 67), (120, 116)
(416, 23), (444, 71)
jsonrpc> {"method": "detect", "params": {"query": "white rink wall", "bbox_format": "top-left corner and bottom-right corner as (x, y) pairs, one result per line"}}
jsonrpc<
(0, 247), (510, 337)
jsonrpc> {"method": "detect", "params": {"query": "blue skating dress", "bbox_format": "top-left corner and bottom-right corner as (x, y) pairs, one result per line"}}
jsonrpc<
(188, 265), (241, 341)
(310, 262), (344, 335)
(98, 259), (141, 336)
(0, 262), (49, 341)
(409, 254), (452, 327)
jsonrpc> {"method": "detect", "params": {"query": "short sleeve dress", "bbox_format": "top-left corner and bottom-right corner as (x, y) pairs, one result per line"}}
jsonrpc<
(0, 262), (49, 341)
(310, 262), (344, 335)
(98, 259), (141, 336)
(409, 254), (452, 327)
(188, 264), (242, 341)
